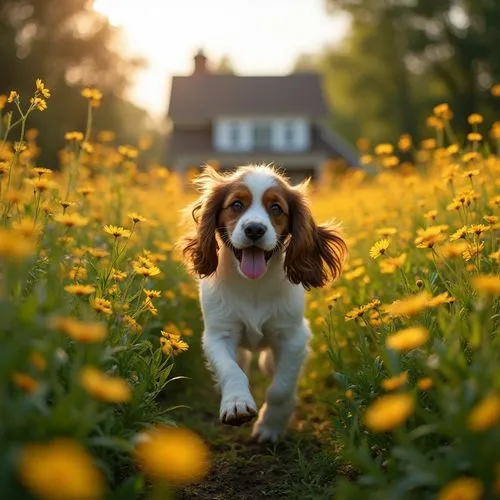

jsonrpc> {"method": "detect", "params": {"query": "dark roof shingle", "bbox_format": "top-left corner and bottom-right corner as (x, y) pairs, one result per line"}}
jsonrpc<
(168, 73), (328, 122)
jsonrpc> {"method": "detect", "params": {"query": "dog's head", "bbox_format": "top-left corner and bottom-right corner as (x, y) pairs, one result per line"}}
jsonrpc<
(181, 165), (347, 289)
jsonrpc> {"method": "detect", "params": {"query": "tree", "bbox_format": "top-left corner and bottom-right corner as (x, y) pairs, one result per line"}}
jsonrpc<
(322, 0), (500, 140)
(0, 0), (149, 165)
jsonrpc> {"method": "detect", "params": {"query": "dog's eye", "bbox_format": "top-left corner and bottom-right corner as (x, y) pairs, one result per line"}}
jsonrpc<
(231, 200), (244, 212)
(270, 203), (283, 216)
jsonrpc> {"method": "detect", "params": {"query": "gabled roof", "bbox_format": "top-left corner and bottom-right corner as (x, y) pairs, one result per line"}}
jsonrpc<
(168, 73), (328, 122)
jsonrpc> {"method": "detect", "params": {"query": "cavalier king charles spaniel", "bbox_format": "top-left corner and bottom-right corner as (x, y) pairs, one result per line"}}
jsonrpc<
(182, 164), (346, 442)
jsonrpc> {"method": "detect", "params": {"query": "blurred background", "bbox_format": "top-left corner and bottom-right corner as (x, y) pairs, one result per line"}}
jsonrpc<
(1, 0), (500, 167)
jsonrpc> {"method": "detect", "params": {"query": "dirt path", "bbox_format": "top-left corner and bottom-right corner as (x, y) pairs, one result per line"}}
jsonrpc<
(164, 358), (343, 500)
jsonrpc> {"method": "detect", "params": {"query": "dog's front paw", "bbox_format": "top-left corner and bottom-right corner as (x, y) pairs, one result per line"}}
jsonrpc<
(220, 394), (257, 426)
(251, 422), (284, 443)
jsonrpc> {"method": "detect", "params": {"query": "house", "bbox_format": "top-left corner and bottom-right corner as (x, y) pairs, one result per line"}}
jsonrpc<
(167, 50), (358, 183)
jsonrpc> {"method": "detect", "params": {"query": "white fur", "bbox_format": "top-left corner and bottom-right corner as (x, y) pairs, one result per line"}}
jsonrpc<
(199, 168), (310, 442)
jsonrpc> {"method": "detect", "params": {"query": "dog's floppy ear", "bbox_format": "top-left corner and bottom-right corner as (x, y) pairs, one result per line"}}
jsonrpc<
(182, 167), (229, 277)
(283, 180), (347, 290)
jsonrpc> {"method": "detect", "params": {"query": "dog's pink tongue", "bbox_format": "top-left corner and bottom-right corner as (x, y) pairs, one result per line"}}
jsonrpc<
(240, 247), (267, 279)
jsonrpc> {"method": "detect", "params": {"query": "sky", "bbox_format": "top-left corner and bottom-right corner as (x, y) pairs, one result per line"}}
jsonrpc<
(92, 0), (349, 117)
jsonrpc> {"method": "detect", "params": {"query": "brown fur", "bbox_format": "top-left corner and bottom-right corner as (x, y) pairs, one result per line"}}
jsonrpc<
(283, 181), (347, 290)
(182, 166), (347, 288)
(182, 167), (231, 277)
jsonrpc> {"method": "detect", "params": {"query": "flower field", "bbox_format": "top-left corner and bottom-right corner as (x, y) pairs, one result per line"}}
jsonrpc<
(1, 81), (499, 499)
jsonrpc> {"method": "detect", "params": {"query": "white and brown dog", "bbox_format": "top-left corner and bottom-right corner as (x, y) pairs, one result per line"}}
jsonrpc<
(182, 165), (346, 442)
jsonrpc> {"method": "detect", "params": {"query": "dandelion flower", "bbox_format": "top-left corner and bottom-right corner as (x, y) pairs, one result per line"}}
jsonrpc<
(80, 366), (131, 403)
(467, 393), (500, 431)
(428, 292), (455, 307)
(53, 213), (89, 228)
(382, 372), (408, 391)
(64, 131), (84, 142)
(30, 97), (47, 111)
(35, 78), (51, 99)
(135, 426), (209, 484)
(92, 298), (113, 315)
(438, 477), (483, 500)
(369, 239), (390, 259)
(450, 226), (468, 241)
(467, 113), (483, 125)
(64, 284), (95, 296)
(51, 317), (107, 343)
(143, 289), (161, 299)
(386, 326), (429, 351)
(0, 228), (36, 259)
(383, 292), (431, 317)
(364, 393), (415, 432)
(417, 377), (433, 391)
(8, 90), (19, 102)
(104, 225), (131, 239)
(467, 224), (490, 236)
(19, 439), (105, 500)
(128, 212), (147, 224)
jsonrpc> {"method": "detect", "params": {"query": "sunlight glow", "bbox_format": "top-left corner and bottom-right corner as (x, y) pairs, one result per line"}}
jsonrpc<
(92, 0), (349, 117)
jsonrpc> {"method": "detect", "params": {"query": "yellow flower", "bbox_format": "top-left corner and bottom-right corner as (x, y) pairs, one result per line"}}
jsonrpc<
(415, 226), (446, 248)
(374, 143), (393, 155)
(383, 292), (431, 317)
(53, 213), (89, 228)
(0, 94), (6, 109)
(382, 372), (408, 391)
(467, 393), (500, 431)
(164, 289), (176, 300)
(79, 367), (131, 403)
(386, 326), (430, 351)
(35, 78), (51, 99)
(64, 284), (95, 296)
(81, 87), (103, 107)
(92, 297), (113, 315)
(467, 113), (483, 125)
(398, 134), (412, 152)
(483, 215), (498, 225)
(467, 132), (482, 142)
(417, 377), (433, 391)
(30, 97), (47, 111)
(369, 239), (390, 259)
(24, 177), (58, 192)
(492, 84), (500, 97)
(433, 103), (452, 119)
(64, 131), (84, 141)
(467, 224), (490, 236)
(135, 426), (210, 484)
(128, 212), (147, 224)
(376, 227), (397, 237)
(450, 226), (468, 241)
(438, 477), (483, 500)
(0, 228), (36, 259)
(133, 263), (161, 277)
(12, 372), (39, 393)
(379, 253), (407, 274)
(143, 289), (161, 299)
(31, 167), (53, 176)
(104, 225), (131, 239)
(8, 90), (18, 102)
(51, 317), (107, 343)
(462, 242), (484, 262)
(19, 439), (105, 500)
(428, 292), (455, 307)
(123, 315), (142, 333)
(364, 393), (415, 432)
(111, 268), (128, 281)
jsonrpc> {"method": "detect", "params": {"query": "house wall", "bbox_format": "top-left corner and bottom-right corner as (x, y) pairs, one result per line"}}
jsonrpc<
(213, 117), (310, 153)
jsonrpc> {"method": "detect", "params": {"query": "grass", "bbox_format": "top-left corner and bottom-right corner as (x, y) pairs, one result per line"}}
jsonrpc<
(1, 83), (500, 499)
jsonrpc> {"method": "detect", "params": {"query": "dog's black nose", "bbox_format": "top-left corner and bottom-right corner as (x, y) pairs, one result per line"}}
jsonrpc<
(244, 222), (267, 241)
